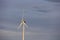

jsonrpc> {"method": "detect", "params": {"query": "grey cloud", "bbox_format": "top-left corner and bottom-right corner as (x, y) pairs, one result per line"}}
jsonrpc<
(54, 3), (60, 7)
(33, 7), (48, 13)
(35, 9), (48, 13)
(0, 25), (5, 29)
(46, 0), (60, 2)
(33, 5), (51, 14)
(0, 0), (7, 9)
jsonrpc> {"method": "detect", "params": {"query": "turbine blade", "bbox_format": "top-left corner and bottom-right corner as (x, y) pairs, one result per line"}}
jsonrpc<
(17, 23), (22, 29)
(24, 23), (28, 28)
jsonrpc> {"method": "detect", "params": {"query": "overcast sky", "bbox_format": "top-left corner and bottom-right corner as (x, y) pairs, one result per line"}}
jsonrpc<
(0, 0), (60, 40)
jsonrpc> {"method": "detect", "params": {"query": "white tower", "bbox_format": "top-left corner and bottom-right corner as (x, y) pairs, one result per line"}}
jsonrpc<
(17, 9), (28, 40)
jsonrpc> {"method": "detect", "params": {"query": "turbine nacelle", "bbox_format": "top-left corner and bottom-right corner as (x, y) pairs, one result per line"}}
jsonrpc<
(21, 18), (26, 24)
(17, 18), (28, 29)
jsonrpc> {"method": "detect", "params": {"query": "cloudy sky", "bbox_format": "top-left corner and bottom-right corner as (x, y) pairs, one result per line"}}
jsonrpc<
(0, 0), (60, 40)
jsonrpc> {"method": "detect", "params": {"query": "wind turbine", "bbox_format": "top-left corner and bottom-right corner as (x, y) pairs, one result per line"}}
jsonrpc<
(17, 9), (28, 40)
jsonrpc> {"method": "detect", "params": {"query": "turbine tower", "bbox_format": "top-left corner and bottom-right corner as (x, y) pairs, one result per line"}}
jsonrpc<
(17, 9), (28, 40)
